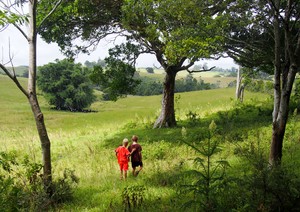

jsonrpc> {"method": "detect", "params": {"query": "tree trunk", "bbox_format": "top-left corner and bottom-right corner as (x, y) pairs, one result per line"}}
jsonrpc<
(268, 0), (299, 166)
(29, 94), (52, 188)
(269, 65), (296, 165)
(236, 67), (241, 99)
(235, 67), (244, 102)
(153, 69), (177, 128)
(28, 1), (52, 190)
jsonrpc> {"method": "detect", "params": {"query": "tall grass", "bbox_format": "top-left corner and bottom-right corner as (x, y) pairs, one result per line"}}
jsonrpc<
(3, 74), (298, 211)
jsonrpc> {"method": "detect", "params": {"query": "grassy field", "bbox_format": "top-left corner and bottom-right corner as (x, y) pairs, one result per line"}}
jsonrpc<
(1, 74), (300, 211)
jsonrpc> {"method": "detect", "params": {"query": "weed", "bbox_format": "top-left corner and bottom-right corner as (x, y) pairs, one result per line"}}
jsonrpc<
(185, 110), (200, 127)
(122, 185), (146, 211)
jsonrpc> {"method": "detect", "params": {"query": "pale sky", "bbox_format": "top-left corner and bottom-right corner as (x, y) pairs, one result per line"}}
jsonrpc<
(0, 25), (237, 69)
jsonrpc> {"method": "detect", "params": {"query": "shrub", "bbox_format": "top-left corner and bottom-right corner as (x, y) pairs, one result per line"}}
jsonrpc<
(234, 131), (300, 211)
(37, 59), (96, 111)
(122, 185), (146, 211)
(0, 151), (78, 211)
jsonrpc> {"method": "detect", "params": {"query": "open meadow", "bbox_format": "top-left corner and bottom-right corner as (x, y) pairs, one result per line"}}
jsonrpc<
(1, 74), (300, 211)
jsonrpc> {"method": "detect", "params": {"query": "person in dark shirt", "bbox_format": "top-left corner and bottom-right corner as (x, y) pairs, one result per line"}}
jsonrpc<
(128, 135), (143, 176)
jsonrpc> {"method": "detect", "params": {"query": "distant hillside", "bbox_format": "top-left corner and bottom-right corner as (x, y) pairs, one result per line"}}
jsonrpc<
(136, 68), (236, 88)
(0, 66), (28, 77)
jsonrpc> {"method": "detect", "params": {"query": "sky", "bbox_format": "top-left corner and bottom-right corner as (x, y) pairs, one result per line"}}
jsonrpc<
(0, 25), (238, 69)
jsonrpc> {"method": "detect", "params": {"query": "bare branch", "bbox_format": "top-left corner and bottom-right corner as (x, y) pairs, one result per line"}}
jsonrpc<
(153, 63), (162, 70)
(0, 63), (29, 97)
(13, 23), (28, 41)
(187, 66), (216, 74)
(178, 61), (194, 72)
(8, 39), (16, 77)
(0, 37), (29, 97)
(37, 0), (63, 31)
(0, 24), (9, 32)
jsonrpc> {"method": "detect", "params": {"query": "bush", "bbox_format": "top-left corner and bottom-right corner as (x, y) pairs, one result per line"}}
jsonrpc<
(145, 67), (154, 73)
(0, 151), (78, 211)
(233, 131), (300, 211)
(37, 59), (96, 111)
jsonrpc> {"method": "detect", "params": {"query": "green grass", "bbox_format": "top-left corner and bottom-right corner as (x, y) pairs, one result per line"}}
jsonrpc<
(2, 74), (300, 211)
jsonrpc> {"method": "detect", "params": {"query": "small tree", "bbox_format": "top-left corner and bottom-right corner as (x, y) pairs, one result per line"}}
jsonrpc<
(90, 49), (140, 101)
(145, 67), (154, 74)
(0, 0), (65, 192)
(37, 59), (96, 111)
(181, 121), (230, 211)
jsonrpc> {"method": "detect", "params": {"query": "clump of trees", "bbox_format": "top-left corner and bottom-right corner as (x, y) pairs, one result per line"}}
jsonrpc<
(131, 74), (214, 96)
(37, 59), (96, 112)
(89, 54), (140, 101)
(145, 67), (154, 74)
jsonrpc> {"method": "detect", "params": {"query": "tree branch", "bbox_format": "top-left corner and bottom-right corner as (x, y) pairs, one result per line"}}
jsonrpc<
(37, 0), (63, 32)
(187, 66), (216, 74)
(0, 63), (29, 98)
(13, 23), (29, 41)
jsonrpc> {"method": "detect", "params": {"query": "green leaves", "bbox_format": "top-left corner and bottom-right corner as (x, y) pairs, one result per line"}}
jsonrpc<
(37, 59), (96, 111)
(91, 57), (140, 101)
(0, 9), (28, 27)
(180, 121), (231, 210)
(122, 0), (229, 66)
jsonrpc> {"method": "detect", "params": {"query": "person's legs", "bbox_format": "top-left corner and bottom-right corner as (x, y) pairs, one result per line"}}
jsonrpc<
(123, 162), (129, 180)
(135, 162), (143, 176)
(132, 161), (137, 176)
(132, 167), (136, 176)
(120, 170), (123, 180)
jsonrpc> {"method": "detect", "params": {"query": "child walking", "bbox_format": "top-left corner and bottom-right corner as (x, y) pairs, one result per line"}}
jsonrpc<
(115, 138), (131, 180)
(128, 135), (143, 177)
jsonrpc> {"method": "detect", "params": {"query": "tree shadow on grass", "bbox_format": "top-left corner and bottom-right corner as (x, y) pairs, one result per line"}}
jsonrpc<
(103, 101), (273, 148)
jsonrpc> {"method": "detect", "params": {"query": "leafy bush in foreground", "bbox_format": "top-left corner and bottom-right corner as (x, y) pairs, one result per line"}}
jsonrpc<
(0, 151), (78, 211)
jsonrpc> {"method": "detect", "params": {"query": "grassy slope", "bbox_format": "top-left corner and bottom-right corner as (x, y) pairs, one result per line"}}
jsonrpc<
(3, 74), (299, 211)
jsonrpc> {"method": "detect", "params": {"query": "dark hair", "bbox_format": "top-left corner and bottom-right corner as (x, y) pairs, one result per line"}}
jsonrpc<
(132, 135), (138, 142)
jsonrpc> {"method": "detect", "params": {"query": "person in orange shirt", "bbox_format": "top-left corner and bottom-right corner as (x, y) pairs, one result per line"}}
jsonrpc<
(115, 138), (131, 180)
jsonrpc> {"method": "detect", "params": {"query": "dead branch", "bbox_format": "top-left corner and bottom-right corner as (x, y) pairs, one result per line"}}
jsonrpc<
(187, 66), (216, 73)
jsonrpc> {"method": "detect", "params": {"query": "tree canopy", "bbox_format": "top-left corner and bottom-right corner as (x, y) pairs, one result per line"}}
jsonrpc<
(37, 59), (96, 111)
(90, 56), (140, 101)
(37, 0), (234, 128)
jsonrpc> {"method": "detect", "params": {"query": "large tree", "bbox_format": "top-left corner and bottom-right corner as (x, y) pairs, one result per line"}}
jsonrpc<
(121, 0), (232, 128)
(38, 0), (233, 128)
(0, 0), (63, 192)
(38, 59), (96, 111)
(227, 0), (300, 165)
(269, 0), (300, 165)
